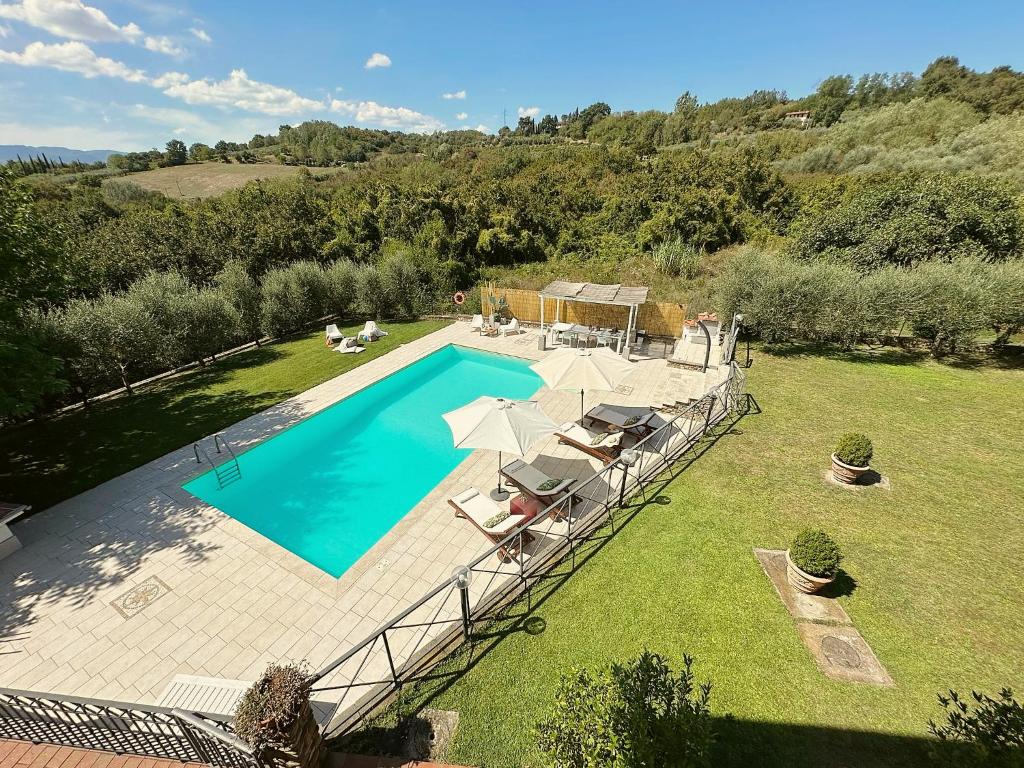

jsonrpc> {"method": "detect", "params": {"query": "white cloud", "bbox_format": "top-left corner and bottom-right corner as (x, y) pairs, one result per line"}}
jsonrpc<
(151, 70), (187, 87)
(455, 111), (467, 120)
(364, 51), (390, 69)
(0, 40), (147, 81)
(143, 34), (183, 56)
(473, 124), (490, 133)
(0, 22), (12, 37)
(188, 27), (210, 43)
(0, 0), (142, 43)
(442, 89), (466, 100)
(517, 106), (540, 118)
(161, 68), (323, 115)
(329, 98), (443, 133)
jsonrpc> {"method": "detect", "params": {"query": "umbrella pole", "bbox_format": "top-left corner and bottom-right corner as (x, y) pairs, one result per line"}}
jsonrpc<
(580, 389), (585, 422)
(491, 450), (510, 501)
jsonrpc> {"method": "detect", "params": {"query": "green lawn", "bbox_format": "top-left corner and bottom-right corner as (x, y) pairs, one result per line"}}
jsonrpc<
(402, 347), (1024, 767)
(0, 319), (445, 511)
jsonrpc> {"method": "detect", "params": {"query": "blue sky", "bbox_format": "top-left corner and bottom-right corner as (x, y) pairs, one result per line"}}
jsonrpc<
(1, 0), (1023, 150)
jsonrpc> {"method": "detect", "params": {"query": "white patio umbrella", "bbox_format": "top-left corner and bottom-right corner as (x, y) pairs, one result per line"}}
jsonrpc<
(531, 346), (636, 421)
(442, 396), (558, 500)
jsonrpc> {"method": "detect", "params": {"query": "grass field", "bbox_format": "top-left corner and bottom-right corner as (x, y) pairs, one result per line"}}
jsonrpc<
(119, 161), (346, 198)
(384, 346), (1024, 767)
(0, 319), (445, 511)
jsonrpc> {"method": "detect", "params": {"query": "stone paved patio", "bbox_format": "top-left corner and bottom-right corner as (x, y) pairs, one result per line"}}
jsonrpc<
(0, 321), (724, 715)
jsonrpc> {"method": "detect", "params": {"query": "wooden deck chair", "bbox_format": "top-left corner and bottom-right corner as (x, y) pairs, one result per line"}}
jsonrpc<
(449, 488), (535, 561)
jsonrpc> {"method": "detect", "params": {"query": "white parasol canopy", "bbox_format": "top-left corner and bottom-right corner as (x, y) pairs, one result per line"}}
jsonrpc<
(530, 346), (636, 420)
(442, 396), (557, 500)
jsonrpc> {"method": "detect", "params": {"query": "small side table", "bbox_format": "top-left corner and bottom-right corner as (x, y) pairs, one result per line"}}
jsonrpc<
(510, 494), (545, 522)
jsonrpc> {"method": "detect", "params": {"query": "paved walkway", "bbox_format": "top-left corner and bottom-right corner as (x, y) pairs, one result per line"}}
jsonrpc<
(0, 322), (724, 719)
(0, 740), (205, 768)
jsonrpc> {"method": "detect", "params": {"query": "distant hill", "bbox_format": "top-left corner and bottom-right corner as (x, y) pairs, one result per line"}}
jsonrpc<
(0, 145), (122, 164)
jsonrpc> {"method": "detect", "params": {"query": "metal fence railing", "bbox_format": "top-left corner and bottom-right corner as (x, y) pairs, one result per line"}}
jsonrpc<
(0, 688), (262, 767)
(309, 360), (750, 737)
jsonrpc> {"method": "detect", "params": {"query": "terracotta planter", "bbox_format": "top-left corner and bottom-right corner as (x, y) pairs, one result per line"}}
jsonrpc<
(785, 549), (836, 594)
(831, 453), (869, 485)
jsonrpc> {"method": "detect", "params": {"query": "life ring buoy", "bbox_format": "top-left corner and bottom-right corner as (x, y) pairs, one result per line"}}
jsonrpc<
(453, 291), (466, 305)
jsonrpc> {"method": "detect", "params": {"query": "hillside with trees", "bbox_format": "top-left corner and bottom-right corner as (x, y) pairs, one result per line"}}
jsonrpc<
(2, 55), (1024, 422)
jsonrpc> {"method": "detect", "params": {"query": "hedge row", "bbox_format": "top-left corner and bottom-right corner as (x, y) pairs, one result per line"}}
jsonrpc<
(717, 248), (1024, 354)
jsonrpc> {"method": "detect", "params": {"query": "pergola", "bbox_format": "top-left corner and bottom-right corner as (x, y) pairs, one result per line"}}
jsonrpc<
(538, 281), (650, 358)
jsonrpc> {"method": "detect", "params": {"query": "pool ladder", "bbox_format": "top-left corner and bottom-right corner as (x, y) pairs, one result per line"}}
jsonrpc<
(192, 433), (241, 489)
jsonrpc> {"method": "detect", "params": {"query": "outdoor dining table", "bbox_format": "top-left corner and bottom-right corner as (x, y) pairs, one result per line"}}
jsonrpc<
(550, 322), (625, 354)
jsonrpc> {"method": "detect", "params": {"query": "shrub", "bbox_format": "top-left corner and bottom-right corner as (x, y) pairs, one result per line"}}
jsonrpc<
(835, 432), (873, 467)
(536, 650), (714, 768)
(379, 252), (425, 317)
(651, 237), (703, 279)
(356, 263), (389, 320)
(234, 663), (312, 752)
(324, 258), (359, 319)
(905, 259), (990, 356)
(260, 260), (329, 337)
(789, 530), (842, 579)
(928, 687), (1024, 767)
(215, 260), (262, 343)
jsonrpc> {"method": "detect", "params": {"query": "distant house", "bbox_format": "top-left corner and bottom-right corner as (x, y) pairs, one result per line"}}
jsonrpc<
(784, 110), (812, 127)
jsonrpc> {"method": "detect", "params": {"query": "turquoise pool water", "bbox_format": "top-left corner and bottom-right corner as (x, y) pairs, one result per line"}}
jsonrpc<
(183, 345), (542, 577)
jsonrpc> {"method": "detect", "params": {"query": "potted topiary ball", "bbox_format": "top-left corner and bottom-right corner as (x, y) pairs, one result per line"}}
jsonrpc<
(831, 432), (873, 484)
(786, 529), (842, 594)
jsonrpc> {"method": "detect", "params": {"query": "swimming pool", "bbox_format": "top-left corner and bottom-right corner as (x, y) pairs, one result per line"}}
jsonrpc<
(183, 345), (543, 577)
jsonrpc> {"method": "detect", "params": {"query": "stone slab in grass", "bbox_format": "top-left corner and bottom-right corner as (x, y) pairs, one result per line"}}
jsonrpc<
(796, 622), (894, 686)
(754, 548), (851, 625)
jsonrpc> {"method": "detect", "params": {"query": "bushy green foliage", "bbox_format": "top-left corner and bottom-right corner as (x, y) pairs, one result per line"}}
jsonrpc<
(215, 260), (263, 343)
(789, 530), (842, 578)
(234, 663), (312, 752)
(716, 249), (1007, 355)
(260, 260), (329, 337)
(788, 172), (1024, 268)
(536, 650), (714, 768)
(835, 432), (873, 467)
(928, 687), (1024, 767)
(650, 238), (702, 279)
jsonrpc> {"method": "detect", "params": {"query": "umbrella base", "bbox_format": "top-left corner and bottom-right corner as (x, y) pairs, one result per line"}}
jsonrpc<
(490, 488), (511, 501)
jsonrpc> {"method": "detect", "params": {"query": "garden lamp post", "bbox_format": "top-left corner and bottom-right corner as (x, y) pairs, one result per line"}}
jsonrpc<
(618, 448), (641, 507)
(452, 565), (473, 641)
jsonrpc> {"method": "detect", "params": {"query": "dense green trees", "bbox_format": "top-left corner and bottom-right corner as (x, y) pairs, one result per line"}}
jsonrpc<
(789, 173), (1024, 267)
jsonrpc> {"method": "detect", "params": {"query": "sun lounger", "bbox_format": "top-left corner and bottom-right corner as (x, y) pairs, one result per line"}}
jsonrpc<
(358, 320), (388, 342)
(325, 324), (344, 345)
(555, 422), (623, 464)
(499, 318), (524, 336)
(584, 404), (658, 437)
(470, 314), (484, 333)
(333, 337), (364, 354)
(499, 459), (574, 513)
(0, 502), (29, 560)
(449, 488), (535, 561)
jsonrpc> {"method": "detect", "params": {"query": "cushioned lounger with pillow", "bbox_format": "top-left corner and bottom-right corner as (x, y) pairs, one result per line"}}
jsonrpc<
(358, 320), (388, 341)
(449, 488), (535, 561)
(584, 404), (658, 437)
(554, 422), (624, 464)
(499, 459), (574, 513)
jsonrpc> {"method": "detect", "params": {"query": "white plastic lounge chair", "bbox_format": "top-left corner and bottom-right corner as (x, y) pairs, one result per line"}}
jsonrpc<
(333, 337), (365, 355)
(470, 314), (484, 333)
(555, 421), (624, 464)
(449, 488), (535, 561)
(358, 320), (388, 342)
(499, 318), (523, 336)
(325, 324), (344, 345)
